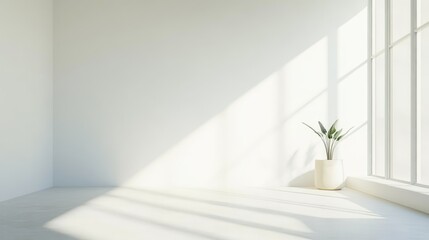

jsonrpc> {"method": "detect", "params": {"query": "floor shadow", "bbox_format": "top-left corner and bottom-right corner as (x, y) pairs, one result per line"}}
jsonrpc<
(119, 187), (377, 217)
(0, 188), (111, 240)
(87, 204), (233, 240)
(82, 187), (429, 239)
(96, 194), (310, 237)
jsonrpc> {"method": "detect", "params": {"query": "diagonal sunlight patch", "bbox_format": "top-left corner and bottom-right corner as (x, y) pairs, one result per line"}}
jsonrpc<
(124, 36), (329, 189)
(336, 7), (368, 176)
(44, 187), (386, 240)
(45, 187), (316, 240)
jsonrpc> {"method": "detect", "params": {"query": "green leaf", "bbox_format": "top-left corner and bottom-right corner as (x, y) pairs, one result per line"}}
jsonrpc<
(327, 120), (338, 139)
(337, 127), (353, 141)
(334, 129), (343, 140)
(318, 121), (327, 135)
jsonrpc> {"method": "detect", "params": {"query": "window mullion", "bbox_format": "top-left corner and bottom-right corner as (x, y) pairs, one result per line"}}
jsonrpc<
(385, 0), (392, 179)
(368, 0), (374, 176)
(411, 0), (418, 184)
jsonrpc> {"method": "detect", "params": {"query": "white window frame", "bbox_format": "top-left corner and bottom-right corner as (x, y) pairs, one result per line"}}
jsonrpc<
(369, 0), (429, 188)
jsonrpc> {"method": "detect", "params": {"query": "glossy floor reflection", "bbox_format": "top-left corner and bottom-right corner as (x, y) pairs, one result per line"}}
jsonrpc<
(1, 187), (428, 240)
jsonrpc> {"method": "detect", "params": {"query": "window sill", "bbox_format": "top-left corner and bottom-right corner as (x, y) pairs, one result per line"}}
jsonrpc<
(347, 176), (429, 214)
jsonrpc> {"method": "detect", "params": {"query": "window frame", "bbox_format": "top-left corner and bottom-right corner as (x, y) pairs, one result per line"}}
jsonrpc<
(369, 0), (429, 188)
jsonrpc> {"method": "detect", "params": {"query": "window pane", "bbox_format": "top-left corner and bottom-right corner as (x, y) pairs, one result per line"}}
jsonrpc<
(391, 0), (410, 43)
(373, 54), (386, 176)
(417, 0), (429, 28)
(391, 37), (411, 181)
(373, 0), (385, 54)
(418, 28), (429, 184)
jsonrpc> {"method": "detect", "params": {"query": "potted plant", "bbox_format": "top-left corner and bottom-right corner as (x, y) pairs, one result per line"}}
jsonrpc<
(302, 120), (352, 190)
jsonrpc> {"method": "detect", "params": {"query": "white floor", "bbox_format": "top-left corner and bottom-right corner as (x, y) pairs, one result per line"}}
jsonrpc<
(1, 187), (428, 240)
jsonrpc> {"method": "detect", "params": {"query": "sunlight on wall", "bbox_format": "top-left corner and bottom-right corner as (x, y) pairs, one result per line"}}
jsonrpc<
(123, 7), (368, 188)
(279, 37), (329, 185)
(336, 8), (368, 177)
(125, 36), (330, 188)
(53, 0), (369, 187)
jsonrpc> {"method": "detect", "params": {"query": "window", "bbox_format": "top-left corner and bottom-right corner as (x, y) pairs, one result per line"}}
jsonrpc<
(370, 0), (429, 186)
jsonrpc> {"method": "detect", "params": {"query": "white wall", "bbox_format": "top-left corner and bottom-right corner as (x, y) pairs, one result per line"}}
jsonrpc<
(54, 0), (368, 188)
(0, 0), (53, 201)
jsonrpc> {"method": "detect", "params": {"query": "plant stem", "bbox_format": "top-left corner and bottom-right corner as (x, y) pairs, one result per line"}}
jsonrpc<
(326, 136), (331, 160)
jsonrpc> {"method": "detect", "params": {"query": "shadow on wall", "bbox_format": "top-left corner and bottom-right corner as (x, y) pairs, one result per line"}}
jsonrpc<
(54, 0), (368, 188)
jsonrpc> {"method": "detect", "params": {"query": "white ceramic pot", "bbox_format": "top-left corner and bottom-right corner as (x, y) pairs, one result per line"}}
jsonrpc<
(314, 159), (344, 190)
